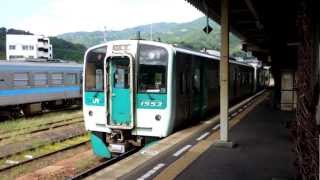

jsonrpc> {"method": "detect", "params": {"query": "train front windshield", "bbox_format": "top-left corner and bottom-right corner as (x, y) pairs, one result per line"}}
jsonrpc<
(138, 45), (168, 93)
(85, 47), (107, 91)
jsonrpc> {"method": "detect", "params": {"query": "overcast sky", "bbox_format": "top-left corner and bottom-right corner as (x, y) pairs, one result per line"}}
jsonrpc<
(1, 0), (203, 36)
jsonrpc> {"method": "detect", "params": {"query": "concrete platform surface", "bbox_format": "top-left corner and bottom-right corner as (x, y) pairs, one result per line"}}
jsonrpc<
(176, 101), (295, 180)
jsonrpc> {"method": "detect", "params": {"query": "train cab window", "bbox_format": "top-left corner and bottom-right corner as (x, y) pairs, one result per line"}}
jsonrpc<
(13, 73), (29, 87)
(138, 65), (166, 93)
(51, 73), (63, 85)
(34, 73), (48, 86)
(65, 73), (77, 85)
(85, 46), (107, 91)
(138, 44), (168, 93)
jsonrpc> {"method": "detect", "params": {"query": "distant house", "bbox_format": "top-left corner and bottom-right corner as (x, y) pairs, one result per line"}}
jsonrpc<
(6, 34), (53, 61)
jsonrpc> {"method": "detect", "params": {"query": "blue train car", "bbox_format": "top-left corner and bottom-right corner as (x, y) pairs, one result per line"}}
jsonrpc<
(0, 60), (83, 118)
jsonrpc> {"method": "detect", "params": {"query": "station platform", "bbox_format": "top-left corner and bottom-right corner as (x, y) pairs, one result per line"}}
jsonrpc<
(173, 100), (295, 180)
(87, 92), (296, 180)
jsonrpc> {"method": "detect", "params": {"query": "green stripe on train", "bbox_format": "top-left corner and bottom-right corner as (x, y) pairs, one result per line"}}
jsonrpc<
(85, 92), (105, 106)
(137, 93), (167, 109)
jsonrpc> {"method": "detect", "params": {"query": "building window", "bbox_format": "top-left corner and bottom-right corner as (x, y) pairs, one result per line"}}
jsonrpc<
(9, 45), (16, 50)
(38, 47), (49, 52)
(29, 45), (34, 50)
(9, 55), (24, 59)
(22, 45), (28, 50)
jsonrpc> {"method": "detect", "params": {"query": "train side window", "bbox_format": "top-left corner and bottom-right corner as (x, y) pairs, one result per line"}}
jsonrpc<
(241, 72), (245, 85)
(13, 73), (29, 87)
(234, 70), (237, 82)
(192, 68), (201, 94)
(207, 69), (216, 89)
(51, 73), (63, 85)
(65, 73), (77, 85)
(180, 72), (186, 94)
(34, 73), (48, 86)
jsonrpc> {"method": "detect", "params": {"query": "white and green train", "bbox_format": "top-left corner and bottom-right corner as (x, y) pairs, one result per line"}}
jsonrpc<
(83, 40), (268, 158)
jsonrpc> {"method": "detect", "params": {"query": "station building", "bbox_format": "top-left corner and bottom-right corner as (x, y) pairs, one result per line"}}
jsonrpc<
(6, 34), (53, 60)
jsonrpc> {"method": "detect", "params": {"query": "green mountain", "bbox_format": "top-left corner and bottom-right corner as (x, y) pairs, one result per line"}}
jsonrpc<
(0, 28), (6, 59)
(49, 37), (86, 62)
(57, 17), (243, 55)
(0, 28), (86, 62)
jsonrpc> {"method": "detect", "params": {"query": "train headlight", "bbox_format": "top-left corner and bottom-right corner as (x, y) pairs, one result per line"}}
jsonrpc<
(89, 110), (93, 116)
(155, 114), (161, 121)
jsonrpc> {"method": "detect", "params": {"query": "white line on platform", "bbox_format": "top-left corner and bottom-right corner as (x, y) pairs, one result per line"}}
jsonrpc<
(196, 132), (210, 141)
(137, 163), (166, 180)
(212, 124), (220, 130)
(173, 145), (192, 157)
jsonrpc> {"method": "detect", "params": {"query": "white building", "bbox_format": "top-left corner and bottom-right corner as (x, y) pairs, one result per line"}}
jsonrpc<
(6, 34), (53, 60)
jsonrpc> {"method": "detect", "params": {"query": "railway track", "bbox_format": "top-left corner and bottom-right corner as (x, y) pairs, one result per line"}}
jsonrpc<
(0, 115), (83, 135)
(71, 147), (140, 180)
(0, 130), (87, 160)
(0, 117), (83, 141)
(0, 140), (90, 173)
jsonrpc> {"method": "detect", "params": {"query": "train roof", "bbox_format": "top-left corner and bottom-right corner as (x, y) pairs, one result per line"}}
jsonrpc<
(0, 60), (82, 72)
(0, 60), (82, 67)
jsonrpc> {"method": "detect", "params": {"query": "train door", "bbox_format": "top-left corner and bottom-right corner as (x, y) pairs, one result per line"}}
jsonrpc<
(106, 55), (134, 129)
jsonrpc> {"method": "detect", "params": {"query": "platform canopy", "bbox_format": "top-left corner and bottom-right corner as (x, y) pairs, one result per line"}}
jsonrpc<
(185, 0), (299, 63)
